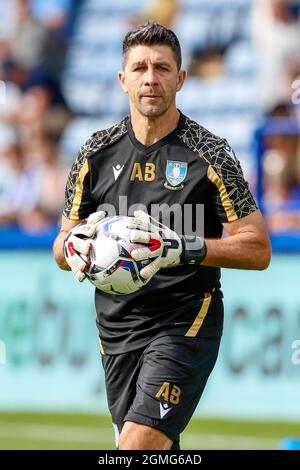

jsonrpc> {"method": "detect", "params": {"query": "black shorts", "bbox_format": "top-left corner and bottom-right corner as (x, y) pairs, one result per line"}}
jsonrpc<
(101, 334), (221, 448)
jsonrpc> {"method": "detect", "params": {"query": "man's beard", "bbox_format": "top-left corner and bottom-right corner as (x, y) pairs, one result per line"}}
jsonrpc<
(137, 100), (169, 118)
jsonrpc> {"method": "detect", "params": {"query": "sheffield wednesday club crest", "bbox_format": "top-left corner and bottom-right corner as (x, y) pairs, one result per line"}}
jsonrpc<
(164, 160), (188, 190)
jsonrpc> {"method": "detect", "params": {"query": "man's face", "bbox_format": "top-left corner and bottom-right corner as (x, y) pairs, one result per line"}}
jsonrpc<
(118, 44), (186, 118)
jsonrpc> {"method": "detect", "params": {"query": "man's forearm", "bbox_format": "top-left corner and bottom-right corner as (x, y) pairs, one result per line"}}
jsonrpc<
(202, 231), (271, 270)
(53, 231), (71, 271)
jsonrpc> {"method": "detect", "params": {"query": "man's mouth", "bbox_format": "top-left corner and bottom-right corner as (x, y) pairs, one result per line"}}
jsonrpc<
(142, 95), (161, 99)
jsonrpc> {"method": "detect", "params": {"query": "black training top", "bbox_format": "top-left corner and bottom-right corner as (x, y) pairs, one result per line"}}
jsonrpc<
(63, 112), (257, 354)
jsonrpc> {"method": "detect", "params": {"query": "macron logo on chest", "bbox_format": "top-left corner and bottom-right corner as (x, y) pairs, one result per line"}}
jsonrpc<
(112, 164), (124, 181)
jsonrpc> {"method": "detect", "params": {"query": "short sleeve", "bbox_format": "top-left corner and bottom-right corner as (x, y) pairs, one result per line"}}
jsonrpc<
(63, 145), (94, 220)
(207, 139), (257, 223)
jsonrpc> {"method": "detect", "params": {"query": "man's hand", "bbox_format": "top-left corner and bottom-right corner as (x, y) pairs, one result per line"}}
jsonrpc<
(127, 211), (207, 280)
(64, 211), (106, 282)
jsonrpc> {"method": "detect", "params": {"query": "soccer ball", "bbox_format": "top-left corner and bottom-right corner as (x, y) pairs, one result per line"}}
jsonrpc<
(85, 216), (149, 295)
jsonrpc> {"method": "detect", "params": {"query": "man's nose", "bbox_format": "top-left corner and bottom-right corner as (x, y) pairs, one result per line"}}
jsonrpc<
(143, 67), (159, 86)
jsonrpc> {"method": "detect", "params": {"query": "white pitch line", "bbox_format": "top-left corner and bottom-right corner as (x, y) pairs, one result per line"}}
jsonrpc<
(0, 422), (278, 449)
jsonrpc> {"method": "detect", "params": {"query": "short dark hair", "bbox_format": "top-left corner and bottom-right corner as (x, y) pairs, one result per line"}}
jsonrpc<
(122, 21), (182, 70)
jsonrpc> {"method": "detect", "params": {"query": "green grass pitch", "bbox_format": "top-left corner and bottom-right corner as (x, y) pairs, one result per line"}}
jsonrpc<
(0, 412), (299, 450)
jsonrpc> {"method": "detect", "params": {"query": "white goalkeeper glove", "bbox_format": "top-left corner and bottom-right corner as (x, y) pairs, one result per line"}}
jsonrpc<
(126, 210), (207, 280)
(64, 211), (106, 282)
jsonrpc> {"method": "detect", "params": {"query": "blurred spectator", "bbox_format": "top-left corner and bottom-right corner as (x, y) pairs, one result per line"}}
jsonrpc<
(131, 0), (180, 29)
(263, 103), (300, 231)
(0, 39), (10, 63)
(0, 0), (70, 100)
(0, 43), (22, 150)
(188, 45), (226, 79)
(18, 133), (68, 233)
(0, 133), (68, 233)
(0, 0), (15, 39)
(30, 0), (72, 31)
(0, 143), (37, 225)
(17, 83), (71, 143)
(11, 0), (48, 70)
(253, 0), (300, 110)
(18, 85), (53, 143)
(0, 0), (73, 234)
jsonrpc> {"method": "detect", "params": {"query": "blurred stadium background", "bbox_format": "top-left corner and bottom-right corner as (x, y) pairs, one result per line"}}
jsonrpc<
(0, 0), (300, 450)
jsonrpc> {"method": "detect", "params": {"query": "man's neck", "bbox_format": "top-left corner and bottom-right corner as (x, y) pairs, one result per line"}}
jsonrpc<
(130, 107), (181, 146)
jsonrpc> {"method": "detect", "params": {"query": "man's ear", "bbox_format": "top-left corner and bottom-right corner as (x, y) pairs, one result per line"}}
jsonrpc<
(176, 70), (187, 92)
(118, 71), (128, 93)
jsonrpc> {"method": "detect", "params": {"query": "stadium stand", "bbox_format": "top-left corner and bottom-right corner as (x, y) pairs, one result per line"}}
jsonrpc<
(0, 0), (299, 248)
(1, 1), (300, 453)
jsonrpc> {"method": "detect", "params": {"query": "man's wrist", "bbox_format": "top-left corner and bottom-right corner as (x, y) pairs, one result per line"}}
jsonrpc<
(180, 235), (207, 265)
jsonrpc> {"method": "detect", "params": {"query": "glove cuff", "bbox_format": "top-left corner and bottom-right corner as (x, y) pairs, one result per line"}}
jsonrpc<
(180, 235), (207, 265)
(63, 232), (71, 260)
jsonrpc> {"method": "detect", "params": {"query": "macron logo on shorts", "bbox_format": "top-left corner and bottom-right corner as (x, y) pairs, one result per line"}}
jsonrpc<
(113, 164), (124, 181)
(160, 402), (172, 418)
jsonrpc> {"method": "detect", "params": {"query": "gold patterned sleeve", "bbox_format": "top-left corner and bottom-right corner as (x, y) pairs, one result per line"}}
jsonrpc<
(63, 145), (94, 221)
(207, 139), (257, 223)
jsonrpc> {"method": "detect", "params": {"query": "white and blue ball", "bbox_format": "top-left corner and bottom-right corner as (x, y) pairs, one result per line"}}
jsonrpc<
(85, 216), (149, 295)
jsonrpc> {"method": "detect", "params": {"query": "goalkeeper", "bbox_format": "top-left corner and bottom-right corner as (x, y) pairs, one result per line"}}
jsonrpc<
(53, 22), (271, 450)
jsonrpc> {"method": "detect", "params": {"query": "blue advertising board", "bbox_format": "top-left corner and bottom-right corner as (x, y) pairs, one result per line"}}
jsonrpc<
(0, 252), (299, 420)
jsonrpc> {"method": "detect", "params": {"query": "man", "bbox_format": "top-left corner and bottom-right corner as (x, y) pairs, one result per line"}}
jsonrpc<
(53, 22), (271, 450)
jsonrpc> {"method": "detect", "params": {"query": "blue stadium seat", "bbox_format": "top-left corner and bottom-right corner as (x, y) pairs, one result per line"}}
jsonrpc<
(187, 113), (257, 175)
(62, 74), (129, 115)
(60, 116), (123, 161)
(82, 0), (147, 15)
(181, 0), (252, 10)
(75, 14), (127, 46)
(0, 0), (12, 37)
(225, 41), (256, 77)
(177, 77), (257, 115)
(173, 12), (211, 51)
